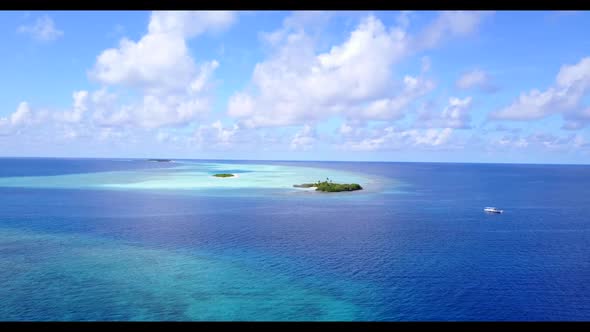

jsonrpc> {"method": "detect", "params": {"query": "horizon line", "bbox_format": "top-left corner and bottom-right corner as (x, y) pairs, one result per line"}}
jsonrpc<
(0, 155), (588, 166)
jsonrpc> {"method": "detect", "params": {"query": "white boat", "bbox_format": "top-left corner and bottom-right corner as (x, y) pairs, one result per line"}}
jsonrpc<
(484, 207), (503, 214)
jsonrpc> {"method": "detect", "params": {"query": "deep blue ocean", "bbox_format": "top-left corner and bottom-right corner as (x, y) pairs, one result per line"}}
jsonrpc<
(0, 158), (589, 321)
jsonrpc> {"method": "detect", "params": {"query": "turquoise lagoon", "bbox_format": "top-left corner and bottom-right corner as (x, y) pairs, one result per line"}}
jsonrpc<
(0, 161), (378, 194)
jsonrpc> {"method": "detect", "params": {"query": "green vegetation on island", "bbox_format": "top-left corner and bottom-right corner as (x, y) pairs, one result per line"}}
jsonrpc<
(147, 159), (172, 162)
(213, 173), (235, 178)
(293, 183), (317, 188)
(293, 178), (363, 192)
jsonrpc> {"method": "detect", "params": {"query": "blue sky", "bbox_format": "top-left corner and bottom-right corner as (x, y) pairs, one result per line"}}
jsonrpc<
(1, 11), (590, 163)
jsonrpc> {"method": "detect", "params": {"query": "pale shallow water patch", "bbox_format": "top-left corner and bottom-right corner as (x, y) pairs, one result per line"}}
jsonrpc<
(0, 162), (379, 194)
(0, 228), (364, 321)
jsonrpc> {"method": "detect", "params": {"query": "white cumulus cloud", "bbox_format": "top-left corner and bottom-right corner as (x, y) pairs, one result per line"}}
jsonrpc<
(342, 126), (455, 151)
(18, 16), (63, 42)
(490, 56), (590, 128)
(228, 12), (489, 129)
(91, 11), (234, 94)
(456, 69), (497, 92)
(228, 14), (411, 127)
(193, 120), (240, 149)
(490, 132), (588, 151)
(415, 97), (473, 129)
(290, 124), (317, 150)
(415, 11), (493, 50)
(87, 11), (232, 129)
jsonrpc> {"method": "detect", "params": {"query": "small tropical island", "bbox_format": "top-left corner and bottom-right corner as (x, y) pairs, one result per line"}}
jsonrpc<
(294, 178), (363, 192)
(213, 173), (236, 178)
(147, 159), (173, 162)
